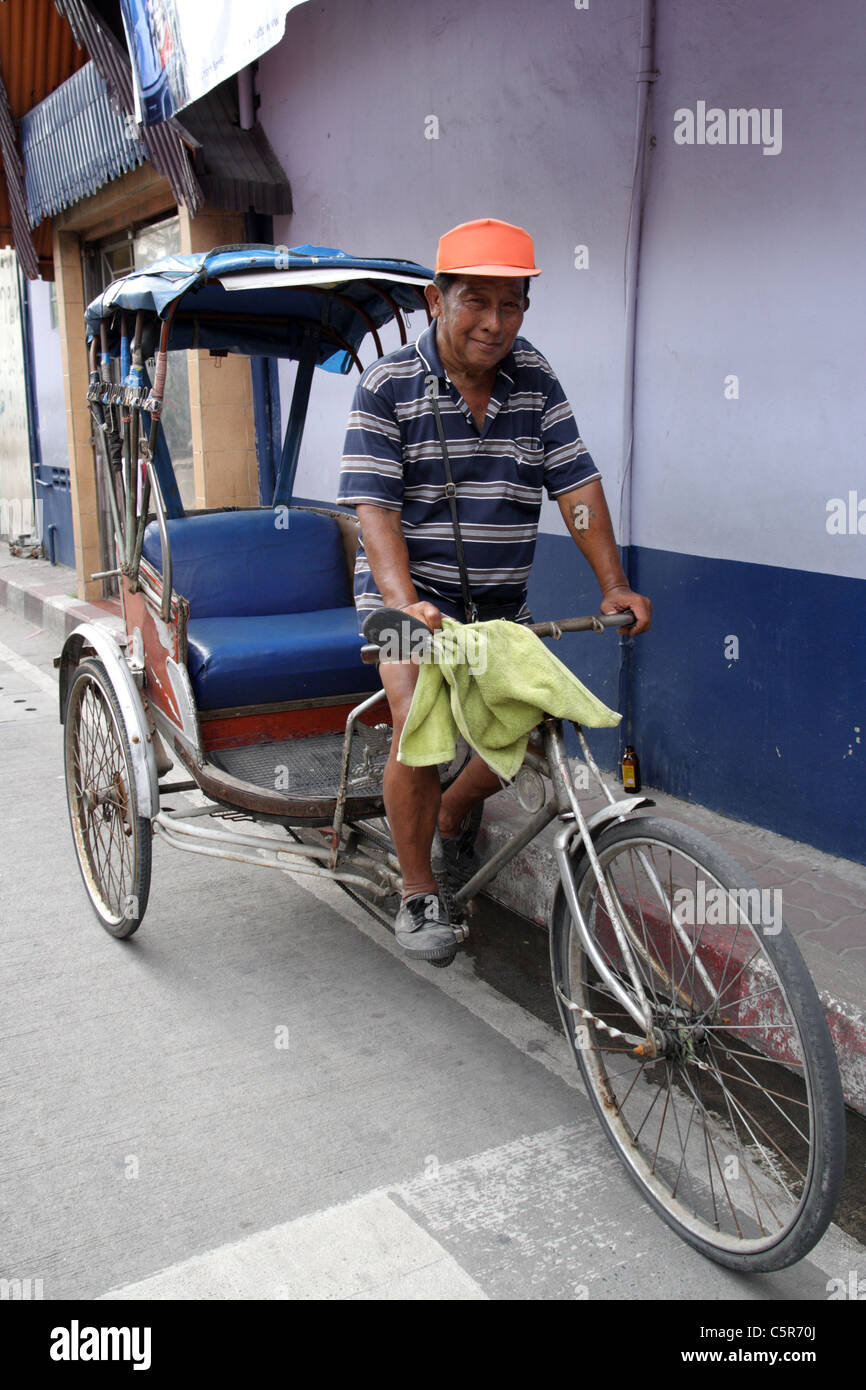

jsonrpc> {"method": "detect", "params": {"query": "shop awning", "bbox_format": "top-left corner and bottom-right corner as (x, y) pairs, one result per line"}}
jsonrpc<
(21, 61), (146, 226)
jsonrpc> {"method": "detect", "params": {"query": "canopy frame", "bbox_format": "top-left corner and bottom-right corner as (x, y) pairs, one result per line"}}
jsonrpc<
(83, 243), (433, 593)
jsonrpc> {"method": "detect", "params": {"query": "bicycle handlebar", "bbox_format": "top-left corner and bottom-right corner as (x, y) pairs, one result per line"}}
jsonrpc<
(359, 608), (635, 664)
(527, 611), (635, 637)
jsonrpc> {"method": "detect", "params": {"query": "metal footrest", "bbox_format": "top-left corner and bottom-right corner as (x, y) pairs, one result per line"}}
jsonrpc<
(209, 724), (392, 800)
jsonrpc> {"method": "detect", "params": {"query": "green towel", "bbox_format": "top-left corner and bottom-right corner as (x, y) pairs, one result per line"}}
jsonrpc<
(397, 616), (621, 780)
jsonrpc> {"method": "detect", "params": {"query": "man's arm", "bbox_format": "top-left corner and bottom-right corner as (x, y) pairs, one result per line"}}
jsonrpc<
(339, 370), (442, 631)
(556, 479), (652, 634)
(354, 504), (443, 630)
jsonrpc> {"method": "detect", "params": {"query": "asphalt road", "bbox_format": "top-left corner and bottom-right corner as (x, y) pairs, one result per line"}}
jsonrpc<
(1, 605), (864, 1307)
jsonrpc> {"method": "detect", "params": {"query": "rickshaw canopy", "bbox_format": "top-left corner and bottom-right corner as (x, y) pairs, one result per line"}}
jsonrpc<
(84, 244), (434, 372)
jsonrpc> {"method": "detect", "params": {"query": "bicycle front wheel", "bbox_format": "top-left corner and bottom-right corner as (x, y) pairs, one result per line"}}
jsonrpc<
(64, 658), (152, 938)
(550, 816), (845, 1272)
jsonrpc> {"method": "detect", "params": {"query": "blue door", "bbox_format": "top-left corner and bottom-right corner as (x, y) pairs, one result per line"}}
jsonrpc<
(34, 463), (75, 568)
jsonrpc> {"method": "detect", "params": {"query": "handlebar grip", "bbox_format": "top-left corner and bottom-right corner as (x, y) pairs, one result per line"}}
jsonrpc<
(528, 610), (635, 637)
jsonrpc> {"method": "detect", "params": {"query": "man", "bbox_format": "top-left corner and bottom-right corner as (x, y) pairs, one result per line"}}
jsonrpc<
(337, 218), (651, 962)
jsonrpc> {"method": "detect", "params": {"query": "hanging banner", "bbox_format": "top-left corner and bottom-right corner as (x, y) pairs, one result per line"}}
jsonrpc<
(119, 0), (309, 126)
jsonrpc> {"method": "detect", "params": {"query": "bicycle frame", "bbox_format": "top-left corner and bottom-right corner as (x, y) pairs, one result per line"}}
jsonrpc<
(148, 665), (664, 1051)
(450, 717), (659, 1042)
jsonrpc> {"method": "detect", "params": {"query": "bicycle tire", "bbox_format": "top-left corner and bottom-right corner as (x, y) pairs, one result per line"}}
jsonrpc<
(64, 658), (152, 939)
(550, 815), (845, 1272)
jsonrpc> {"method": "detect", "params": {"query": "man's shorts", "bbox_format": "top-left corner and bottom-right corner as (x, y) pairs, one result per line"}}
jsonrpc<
(355, 587), (533, 635)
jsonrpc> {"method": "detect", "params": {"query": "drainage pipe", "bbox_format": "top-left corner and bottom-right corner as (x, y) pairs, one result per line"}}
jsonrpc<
(618, 0), (658, 751)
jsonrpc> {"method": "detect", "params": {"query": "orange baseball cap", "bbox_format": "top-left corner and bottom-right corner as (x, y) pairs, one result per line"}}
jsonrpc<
(434, 218), (541, 277)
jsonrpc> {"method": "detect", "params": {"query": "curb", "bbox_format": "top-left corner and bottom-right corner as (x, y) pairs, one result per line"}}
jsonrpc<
(0, 556), (124, 643)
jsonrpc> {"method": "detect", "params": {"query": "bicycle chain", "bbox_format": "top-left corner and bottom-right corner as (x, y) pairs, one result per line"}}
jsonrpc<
(557, 990), (732, 1072)
(555, 986), (647, 1048)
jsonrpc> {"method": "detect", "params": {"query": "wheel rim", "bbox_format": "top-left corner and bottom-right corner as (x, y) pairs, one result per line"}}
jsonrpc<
(564, 833), (819, 1258)
(66, 672), (140, 927)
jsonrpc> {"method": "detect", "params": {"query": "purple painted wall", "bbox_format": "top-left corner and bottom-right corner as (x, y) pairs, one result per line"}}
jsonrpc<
(253, 0), (865, 855)
(633, 0), (866, 582)
(258, 0), (638, 545)
(258, 0), (865, 583)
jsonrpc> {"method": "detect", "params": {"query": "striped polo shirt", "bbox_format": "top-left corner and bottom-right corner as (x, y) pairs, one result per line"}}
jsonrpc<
(336, 321), (601, 621)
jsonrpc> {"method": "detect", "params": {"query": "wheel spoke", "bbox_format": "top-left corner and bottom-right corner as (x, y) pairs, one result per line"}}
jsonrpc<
(699, 1044), (800, 1202)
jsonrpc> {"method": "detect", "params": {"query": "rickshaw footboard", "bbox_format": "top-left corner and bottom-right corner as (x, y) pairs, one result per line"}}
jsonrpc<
(209, 727), (391, 801)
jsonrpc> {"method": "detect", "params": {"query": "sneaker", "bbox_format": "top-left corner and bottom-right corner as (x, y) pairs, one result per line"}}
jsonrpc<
(395, 893), (458, 962)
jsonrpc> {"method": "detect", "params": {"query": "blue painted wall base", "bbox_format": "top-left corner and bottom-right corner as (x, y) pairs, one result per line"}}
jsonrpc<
(531, 533), (863, 864)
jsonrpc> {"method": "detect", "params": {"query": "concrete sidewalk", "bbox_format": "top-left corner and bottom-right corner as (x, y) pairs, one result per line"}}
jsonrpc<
(0, 551), (124, 642)
(3, 548), (864, 1114)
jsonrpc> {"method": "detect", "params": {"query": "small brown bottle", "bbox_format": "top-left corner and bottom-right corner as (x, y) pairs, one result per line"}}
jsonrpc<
(622, 745), (641, 792)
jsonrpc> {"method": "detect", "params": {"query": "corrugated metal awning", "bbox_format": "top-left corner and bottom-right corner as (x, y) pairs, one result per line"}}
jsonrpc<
(21, 60), (146, 225)
(0, 70), (38, 277)
(180, 81), (292, 219)
(0, 0), (88, 277)
(56, 0), (203, 218)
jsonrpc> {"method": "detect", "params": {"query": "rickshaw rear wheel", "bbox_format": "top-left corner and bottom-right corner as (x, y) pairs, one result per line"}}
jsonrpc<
(64, 658), (152, 939)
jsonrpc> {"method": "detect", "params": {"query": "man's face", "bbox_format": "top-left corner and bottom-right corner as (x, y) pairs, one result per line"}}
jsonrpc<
(425, 276), (529, 376)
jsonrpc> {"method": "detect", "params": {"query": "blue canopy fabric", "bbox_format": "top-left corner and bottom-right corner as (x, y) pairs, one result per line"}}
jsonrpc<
(85, 244), (433, 373)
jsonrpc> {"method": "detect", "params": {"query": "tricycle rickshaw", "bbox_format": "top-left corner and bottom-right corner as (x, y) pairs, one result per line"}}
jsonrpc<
(58, 244), (845, 1273)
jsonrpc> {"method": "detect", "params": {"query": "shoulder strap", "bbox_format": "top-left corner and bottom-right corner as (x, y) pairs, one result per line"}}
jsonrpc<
(424, 373), (477, 623)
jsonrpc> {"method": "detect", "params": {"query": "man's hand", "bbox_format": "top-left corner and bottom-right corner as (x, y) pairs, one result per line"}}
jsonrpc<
(403, 600), (443, 631)
(600, 584), (652, 635)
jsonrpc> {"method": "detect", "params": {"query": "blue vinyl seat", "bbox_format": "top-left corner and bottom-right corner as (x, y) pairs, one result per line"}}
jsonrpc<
(142, 509), (378, 710)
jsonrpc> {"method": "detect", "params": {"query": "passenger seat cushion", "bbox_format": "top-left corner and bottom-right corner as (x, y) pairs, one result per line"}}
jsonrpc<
(186, 608), (380, 710)
(142, 508), (351, 618)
